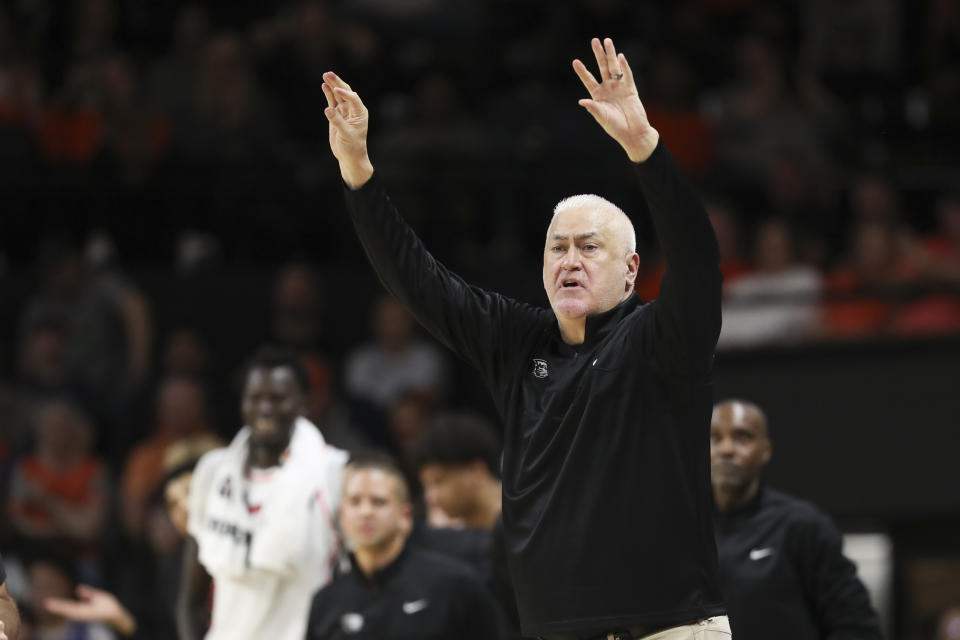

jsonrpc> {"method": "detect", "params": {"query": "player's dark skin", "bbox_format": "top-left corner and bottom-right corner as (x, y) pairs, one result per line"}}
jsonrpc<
(710, 400), (771, 513)
(176, 365), (304, 640)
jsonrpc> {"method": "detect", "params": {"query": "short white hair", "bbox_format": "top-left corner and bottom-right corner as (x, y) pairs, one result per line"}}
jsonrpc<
(550, 194), (636, 255)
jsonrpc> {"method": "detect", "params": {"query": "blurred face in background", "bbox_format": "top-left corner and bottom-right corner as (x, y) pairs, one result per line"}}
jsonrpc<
(710, 401), (771, 499)
(374, 296), (414, 352)
(37, 402), (90, 468)
(157, 377), (208, 438)
(419, 461), (482, 524)
(753, 219), (795, 273)
(340, 467), (411, 553)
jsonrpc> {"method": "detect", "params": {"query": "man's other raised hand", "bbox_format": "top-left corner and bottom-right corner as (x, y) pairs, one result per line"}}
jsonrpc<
(322, 71), (374, 189)
(572, 38), (659, 163)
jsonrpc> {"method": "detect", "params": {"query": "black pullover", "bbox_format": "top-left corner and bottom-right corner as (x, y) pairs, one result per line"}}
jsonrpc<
(715, 486), (883, 640)
(343, 140), (726, 637)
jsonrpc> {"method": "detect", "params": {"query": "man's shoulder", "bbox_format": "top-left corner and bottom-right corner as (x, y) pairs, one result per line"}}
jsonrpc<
(403, 547), (484, 587)
(761, 487), (835, 533)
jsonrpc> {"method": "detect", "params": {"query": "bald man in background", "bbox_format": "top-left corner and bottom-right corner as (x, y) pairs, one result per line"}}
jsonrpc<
(711, 400), (883, 640)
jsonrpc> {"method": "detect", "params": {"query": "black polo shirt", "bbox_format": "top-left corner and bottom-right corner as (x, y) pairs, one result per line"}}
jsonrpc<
(306, 544), (502, 640)
(344, 140), (725, 637)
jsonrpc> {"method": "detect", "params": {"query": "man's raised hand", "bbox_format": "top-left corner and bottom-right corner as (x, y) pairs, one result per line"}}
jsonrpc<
(572, 38), (659, 163)
(322, 71), (374, 189)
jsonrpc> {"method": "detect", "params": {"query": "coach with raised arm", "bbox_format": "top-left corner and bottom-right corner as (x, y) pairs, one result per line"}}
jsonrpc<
(322, 38), (729, 640)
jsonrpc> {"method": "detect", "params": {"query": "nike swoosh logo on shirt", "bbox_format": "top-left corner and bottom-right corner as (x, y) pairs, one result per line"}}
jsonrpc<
(749, 547), (774, 560)
(402, 599), (429, 614)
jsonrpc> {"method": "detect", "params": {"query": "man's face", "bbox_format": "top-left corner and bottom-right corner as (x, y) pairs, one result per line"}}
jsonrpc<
(543, 205), (637, 320)
(340, 468), (411, 552)
(241, 366), (302, 448)
(710, 403), (771, 494)
(419, 462), (479, 522)
(157, 378), (207, 437)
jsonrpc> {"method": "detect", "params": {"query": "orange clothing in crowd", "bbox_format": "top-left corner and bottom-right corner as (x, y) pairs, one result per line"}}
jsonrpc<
(635, 258), (750, 302)
(822, 269), (892, 337)
(8, 454), (109, 536)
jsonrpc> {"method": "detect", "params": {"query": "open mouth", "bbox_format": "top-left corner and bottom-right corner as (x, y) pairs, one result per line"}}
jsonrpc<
(562, 280), (581, 288)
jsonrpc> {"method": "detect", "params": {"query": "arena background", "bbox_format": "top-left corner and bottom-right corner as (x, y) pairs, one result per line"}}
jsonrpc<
(1, 1), (959, 638)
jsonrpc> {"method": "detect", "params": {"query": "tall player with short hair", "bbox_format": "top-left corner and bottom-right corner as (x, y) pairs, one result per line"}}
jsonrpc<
(176, 346), (347, 640)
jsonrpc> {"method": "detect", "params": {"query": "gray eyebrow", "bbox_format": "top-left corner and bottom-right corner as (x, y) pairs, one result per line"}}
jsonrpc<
(550, 232), (599, 241)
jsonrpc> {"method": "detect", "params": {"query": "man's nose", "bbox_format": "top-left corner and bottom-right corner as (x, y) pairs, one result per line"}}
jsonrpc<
(561, 246), (581, 269)
(713, 436), (734, 455)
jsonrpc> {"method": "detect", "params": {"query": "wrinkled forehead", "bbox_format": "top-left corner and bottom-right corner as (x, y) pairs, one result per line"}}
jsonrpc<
(547, 204), (623, 241)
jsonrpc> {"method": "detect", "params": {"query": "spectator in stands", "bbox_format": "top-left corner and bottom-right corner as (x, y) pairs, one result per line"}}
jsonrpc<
(707, 199), (752, 286)
(120, 376), (220, 538)
(7, 400), (110, 583)
(711, 399), (882, 640)
(180, 33), (282, 165)
(711, 35), (833, 189)
(95, 53), (171, 185)
(21, 237), (152, 462)
(271, 261), (325, 351)
(850, 173), (904, 226)
(718, 218), (822, 347)
(344, 294), (446, 412)
(27, 553), (115, 640)
(921, 193), (960, 282)
(824, 220), (917, 337)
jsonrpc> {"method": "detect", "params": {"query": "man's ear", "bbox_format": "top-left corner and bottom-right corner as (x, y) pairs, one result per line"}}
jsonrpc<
(624, 253), (640, 290)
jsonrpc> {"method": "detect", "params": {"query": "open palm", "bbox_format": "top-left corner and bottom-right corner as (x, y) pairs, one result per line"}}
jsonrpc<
(573, 38), (658, 162)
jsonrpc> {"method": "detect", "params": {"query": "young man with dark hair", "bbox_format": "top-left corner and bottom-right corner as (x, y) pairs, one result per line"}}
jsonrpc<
(306, 454), (501, 640)
(410, 412), (502, 530)
(177, 345), (347, 640)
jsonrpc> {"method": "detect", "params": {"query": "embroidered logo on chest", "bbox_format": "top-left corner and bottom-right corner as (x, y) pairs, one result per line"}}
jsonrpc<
(532, 358), (549, 379)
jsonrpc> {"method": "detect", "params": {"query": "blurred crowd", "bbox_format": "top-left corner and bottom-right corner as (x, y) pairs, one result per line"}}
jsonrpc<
(1, 0), (960, 638)
(0, 0), (958, 334)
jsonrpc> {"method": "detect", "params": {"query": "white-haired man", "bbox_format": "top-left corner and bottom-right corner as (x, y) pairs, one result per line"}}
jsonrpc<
(322, 38), (728, 640)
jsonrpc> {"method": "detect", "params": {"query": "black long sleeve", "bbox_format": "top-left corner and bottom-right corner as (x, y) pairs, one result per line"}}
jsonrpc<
(343, 139), (725, 636)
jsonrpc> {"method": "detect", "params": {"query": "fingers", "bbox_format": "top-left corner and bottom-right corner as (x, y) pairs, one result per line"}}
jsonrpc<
(333, 87), (365, 112)
(321, 82), (336, 109)
(578, 98), (601, 121)
(76, 584), (99, 600)
(322, 71), (352, 93)
(45, 596), (79, 616)
(572, 59), (599, 93)
(619, 53), (635, 87)
(590, 38), (609, 81)
(603, 38), (622, 79)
